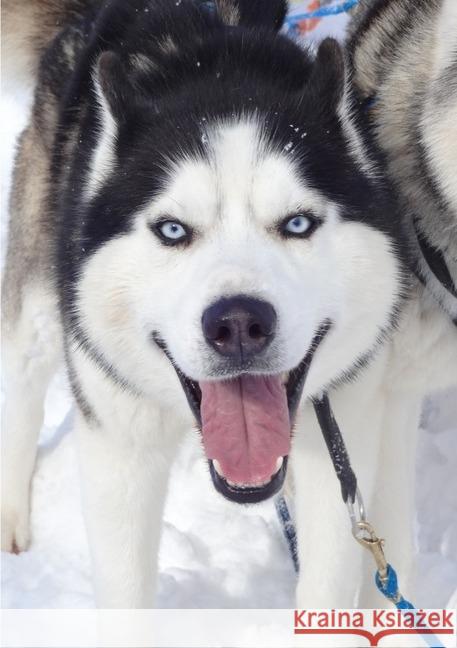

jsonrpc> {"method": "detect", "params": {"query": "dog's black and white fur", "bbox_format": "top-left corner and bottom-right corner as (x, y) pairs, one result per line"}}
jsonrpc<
(348, 0), (457, 323)
(2, 0), (455, 608)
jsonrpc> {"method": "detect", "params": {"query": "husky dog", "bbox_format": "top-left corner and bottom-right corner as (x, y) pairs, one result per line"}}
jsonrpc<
(348, 0), (457, 325)
(1, 0), (455, 609)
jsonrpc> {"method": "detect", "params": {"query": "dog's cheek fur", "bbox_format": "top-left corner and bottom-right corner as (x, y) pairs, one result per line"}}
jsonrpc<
(304, 220), (405, 396)
(73, 229), (192, 406)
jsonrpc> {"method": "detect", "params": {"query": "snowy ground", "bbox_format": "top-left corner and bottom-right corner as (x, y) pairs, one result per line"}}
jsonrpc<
(1, 12), (457, 611)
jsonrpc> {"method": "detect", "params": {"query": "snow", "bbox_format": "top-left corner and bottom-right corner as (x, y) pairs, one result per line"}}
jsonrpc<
(1, 14), (457, 612)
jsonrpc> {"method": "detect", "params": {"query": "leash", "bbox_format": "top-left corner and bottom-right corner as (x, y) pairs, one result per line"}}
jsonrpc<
(313, 393), (415, 612)
(313, 394), (357, 503)
(276, 393), (446, 647)
(275, 495), (300, 573)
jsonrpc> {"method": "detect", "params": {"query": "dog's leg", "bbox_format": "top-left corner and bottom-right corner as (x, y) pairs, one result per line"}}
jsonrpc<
(1, 110), (60, 553)
(292, 412), (365, 608)
(358, 391), (422, 608)
(73, 354), (183, 608)
(76, 410), (181, 608)
(1, 286), (61, 553)
(292, 356), (388, 608)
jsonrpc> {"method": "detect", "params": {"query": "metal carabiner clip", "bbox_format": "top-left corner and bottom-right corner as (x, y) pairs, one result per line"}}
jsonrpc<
(353, 521), (389, 582)
(346, 488), (389, 582)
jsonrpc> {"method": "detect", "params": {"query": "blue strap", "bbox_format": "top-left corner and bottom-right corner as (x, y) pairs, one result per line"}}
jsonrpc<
(285, 0), (359, 28)
(375, 564), (414, 608)
(376, 565), (445, 648)
(275, 495), (300, 574)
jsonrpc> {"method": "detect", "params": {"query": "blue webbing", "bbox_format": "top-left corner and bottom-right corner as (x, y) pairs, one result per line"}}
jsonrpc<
(285, 0), (359, 30)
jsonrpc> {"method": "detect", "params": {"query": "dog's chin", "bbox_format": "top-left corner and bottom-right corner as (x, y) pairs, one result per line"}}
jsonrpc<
(153, 323), (329, 504)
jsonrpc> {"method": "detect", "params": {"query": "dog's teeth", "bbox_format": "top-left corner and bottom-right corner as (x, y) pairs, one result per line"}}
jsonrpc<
(213, 460), (224, 477)
(275, 457), (283, 472)
(227, 478), (270, 488)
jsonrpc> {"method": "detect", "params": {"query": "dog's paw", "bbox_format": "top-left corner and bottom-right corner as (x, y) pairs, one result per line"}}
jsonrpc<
(1, 501), (31, 553)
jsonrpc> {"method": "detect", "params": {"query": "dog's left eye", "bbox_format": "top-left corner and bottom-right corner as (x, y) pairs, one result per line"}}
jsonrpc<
(280, 213), (317, 238)
(153, 220), (191, 245)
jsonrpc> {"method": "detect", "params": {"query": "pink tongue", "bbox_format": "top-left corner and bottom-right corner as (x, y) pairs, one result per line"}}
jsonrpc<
(200, 375), (290, 485)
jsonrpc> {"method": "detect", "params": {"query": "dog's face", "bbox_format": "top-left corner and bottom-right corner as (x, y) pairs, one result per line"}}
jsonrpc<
(73, 34), (406, 503)
(125, 118), (401, 388)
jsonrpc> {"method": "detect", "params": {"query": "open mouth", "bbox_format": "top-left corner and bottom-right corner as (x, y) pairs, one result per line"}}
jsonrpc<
(154, 323), (329, 504)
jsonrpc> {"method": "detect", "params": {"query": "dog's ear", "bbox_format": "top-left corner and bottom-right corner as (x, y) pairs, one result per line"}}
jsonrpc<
(215, 0), (287, 30)
(94, 50), (136, 122)
(307, 38), (345, 111)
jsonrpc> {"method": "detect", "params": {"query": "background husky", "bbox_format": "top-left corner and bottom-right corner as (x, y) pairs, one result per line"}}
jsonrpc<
(348, 0), (457, 324)
(1, 0), (455, 609)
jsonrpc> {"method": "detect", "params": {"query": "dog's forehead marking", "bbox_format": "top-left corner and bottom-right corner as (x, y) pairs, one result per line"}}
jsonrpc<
(151, 119), (327, 227)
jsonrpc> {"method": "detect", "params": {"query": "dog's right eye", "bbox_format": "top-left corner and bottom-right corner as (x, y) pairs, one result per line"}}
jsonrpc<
(279, 212), (320, 239)
(152, 219), (192, 246)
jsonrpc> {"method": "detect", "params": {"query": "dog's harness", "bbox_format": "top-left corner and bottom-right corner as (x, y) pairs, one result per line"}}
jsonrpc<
(414, 220), (457, 327)
(415, 224), (457, 301)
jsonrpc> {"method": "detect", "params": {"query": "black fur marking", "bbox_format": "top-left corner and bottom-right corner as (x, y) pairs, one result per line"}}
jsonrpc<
(64, 345), (100, 424)
(286, 321), (331, 420)
(347, 0), (393, 68)
(409, 87), (454, 217)
(71, 325), (143, 395)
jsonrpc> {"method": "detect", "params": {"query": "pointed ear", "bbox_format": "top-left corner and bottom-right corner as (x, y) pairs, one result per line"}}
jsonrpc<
(308, 38), (345, 111)
(94, 51), (136, 122)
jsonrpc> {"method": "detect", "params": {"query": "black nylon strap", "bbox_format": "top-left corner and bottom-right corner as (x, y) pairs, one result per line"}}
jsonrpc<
(313, 393), (358, 503)
(414, 219), (457, 301)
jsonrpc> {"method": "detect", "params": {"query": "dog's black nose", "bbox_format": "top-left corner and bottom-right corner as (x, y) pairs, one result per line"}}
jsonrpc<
(202, 296), (277, 360)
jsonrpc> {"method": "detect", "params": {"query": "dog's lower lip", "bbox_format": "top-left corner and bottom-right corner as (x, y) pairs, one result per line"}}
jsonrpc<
(208, 457), (288, 504)
(213, 456), (284, 488)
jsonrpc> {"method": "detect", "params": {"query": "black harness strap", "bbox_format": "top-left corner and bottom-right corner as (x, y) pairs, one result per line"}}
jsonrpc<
(313, 393), (358, 504)
(414, 220), (457, 300)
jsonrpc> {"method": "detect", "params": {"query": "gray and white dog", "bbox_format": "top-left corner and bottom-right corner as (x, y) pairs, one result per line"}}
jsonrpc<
(348, 0), (457, 323)
(1, 0), (456, 609)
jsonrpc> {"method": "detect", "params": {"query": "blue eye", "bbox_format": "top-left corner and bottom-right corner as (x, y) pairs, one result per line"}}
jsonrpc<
(154, 219), (191, 245)
(281, 213), (317, 238)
